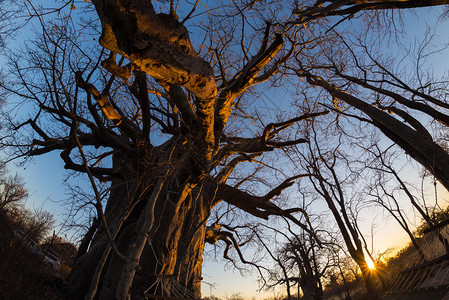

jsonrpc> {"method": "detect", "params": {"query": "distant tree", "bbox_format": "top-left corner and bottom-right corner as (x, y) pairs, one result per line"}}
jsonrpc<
(0, 169), (27, 212)
(0, 167), (59, 299)
(294, 125), (382, 299)
(0, 164), (54, 242)
(280, 231), (325, 300)
(225, 293), (246, 300)
(262, 220), (327, 300)
(202, 296), (223, 300)
(327, 252), (358, 300)
(364, 144), (433, 258)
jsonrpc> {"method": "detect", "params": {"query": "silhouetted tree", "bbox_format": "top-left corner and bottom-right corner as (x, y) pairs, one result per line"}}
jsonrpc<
(295, 125), (382, 299)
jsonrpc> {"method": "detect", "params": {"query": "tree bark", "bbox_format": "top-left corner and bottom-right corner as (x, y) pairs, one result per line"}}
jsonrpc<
(66, 140), (214, 299)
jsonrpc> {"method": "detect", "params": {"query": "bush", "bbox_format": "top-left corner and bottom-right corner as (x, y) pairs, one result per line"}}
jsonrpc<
(0, 211), (64, 299)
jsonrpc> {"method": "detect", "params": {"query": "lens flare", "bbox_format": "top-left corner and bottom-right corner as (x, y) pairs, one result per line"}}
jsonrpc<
(366, 256), (376, 270)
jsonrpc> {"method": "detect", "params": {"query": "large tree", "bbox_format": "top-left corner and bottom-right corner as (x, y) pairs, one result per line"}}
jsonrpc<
(2, 2), (325, 299)
(2, 0), (449, 299)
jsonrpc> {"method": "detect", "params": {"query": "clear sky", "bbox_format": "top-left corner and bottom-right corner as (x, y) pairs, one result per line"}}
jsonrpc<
(2, 2), (449, 299)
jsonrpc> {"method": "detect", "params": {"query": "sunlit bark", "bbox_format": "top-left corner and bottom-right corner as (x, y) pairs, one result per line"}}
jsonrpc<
(4, 2), (321, 298)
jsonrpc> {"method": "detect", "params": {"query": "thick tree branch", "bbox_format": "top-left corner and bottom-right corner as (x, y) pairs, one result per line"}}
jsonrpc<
(215, 153), (261, 185)
(215, 32), (284, 136)
(91, 0), (217, 102)
(166, 84), (198, 131)
(133, 71), (152, 140)
(376, 104), (433, 140)
(335, 71), (449, 127)
(60, 147), (118, 181)
(205, 223), (269, 283)
(217, 111), (327, 158)
(101, 51), (132, 81)
(292, 0), (449, 23)
(75, 71), (122, 122)
(216, 175), (311, 230)
(29, 129), (133, 156)
(296, 69), (449, 190)
(91, 0), (218, 165)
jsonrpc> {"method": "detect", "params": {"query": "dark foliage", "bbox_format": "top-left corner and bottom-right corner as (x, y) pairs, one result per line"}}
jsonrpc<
(0, 210), (65, 300)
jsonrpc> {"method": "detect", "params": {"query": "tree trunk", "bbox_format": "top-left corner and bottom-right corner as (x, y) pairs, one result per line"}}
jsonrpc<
(299, 268), (323, 300)
(296, 250), (323, 300)
(355, 257), (380, 300)
(67, 144), (214, 299)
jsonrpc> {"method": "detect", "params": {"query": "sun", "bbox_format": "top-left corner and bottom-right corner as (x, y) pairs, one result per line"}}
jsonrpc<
(366, 256), (376, 270)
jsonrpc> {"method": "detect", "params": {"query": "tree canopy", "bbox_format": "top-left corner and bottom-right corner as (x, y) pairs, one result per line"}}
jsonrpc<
(1, 1), (449, 299)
